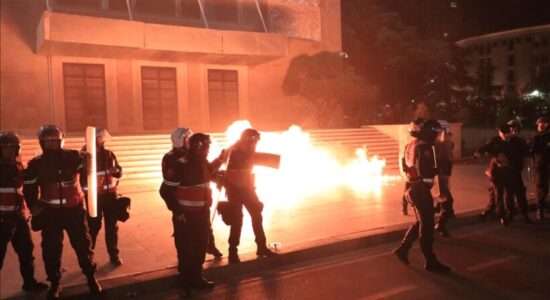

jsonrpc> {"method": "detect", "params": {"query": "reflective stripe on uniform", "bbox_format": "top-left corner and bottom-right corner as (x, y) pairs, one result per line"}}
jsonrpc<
(163, 180), (180, 187)
(97, 170), (108, 176)
(422, 178), (434, 183)
(40, 198), (67, 205)
(24, 178), (37, 185)
(61, 180), (77, 187)
(0, 187), (18, 193)
(0, 205), (18, 211)
(177, 199), (206, 207)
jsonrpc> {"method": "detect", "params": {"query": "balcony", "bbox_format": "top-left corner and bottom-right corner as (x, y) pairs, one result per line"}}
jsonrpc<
(36, 11), (288, 65)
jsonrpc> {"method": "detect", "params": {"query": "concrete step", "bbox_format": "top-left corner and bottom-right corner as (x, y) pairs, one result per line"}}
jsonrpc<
(19, 127), (401, 191)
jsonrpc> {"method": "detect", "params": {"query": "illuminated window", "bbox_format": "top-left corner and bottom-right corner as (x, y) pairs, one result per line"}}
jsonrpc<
(450, 2), (457, 8)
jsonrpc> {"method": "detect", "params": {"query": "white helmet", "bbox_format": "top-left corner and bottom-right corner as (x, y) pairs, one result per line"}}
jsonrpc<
(96, 128), (112, 141)
(170, 127), (192, 148)
(437, 120), (450, 134)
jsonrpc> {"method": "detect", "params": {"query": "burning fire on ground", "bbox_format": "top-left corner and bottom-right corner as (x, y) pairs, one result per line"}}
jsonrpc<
(209, 120), (400, 211)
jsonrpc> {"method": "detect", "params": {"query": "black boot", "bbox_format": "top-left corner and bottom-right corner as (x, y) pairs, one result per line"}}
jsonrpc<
(393, 246), (409, 265)
(110, 255), (123, 266)
(434, 224), (450, 238)
(228, 248), (240, 263)
(522, 214), (532, 224)
(425, 259), (451, 273)
(191, 277), (215, 290)
(47, 282), (62, 299)
(207, 245), (223, 258)
(537, 209), (545, 221)
(500, 217), (509, 226)
(86, 275), (102, 294)
(256, 246), (277, 257)
(22, 279), (48, 292)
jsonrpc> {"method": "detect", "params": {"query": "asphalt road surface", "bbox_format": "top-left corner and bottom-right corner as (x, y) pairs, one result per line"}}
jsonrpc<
(140, 219), (550, 300)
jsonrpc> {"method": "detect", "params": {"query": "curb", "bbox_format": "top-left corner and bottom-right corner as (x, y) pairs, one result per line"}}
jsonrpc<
(38, 209), (487, 299)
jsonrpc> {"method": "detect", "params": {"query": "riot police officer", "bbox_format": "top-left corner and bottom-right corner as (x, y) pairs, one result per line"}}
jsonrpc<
(531, 117), (550, 220)
(434, 120), (455, 237)
(401, 118), (425, 216)
(393, 120), (451, 273)
(159, 132), (225, 293)
(505, 120), (531, 223)
(81, 128), (124, 265)
(23, 125), (100, 299)
(160, 128), (222, 258)
(475, 125), (514, 226)
(0, 131), (48, 292)
(225, 128), (277, 263)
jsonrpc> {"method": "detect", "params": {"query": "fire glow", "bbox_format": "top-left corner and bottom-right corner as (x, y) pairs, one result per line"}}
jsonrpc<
(209, 120), (400, 210)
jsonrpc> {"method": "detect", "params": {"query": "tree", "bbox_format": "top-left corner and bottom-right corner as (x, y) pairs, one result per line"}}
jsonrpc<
(282, 52), (378, 128)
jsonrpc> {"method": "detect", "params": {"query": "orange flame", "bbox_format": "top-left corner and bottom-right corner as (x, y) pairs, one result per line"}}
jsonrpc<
(209, 120), (399, 213)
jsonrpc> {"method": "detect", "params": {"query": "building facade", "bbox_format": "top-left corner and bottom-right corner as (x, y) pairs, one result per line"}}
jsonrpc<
(456, 24), (550, 99)
(0, 0), (341, 135)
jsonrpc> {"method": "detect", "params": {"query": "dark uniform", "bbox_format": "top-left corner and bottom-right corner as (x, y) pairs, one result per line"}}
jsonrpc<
(23, 125), (100, 298)
(225, 129), (276, 263)
(531, 119), (550, 220)
(159, 133), (222, 292)
(160, 147), (222, 257)
(81, 144), (123, 264)
(393, 120), (450, 273)
(477, 132), (514, 225)
(434, 135), (455, 236)
(0, 131), (47, 292)
(507, 135), (530, 222)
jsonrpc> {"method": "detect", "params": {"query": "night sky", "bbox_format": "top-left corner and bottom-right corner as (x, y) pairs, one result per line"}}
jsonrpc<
(459, 0), (550, 38)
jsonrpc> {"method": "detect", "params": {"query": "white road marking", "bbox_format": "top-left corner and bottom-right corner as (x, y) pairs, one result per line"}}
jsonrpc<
(359, 284), (417, 300)
(466, 255), (517, 272)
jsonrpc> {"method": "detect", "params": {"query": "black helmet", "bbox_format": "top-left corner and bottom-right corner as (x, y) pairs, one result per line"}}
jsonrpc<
(189, 133), (211, 151)
(507, 119), (522, 130)
(0, 131), (21, 156)
(240, 128), (260, 143)
(497, 124), (511, 134)
(38, 124), (64, 150)
(408, 118), (425, 134)
(536, 117), (549, 124)
(412, 119), (442, 143)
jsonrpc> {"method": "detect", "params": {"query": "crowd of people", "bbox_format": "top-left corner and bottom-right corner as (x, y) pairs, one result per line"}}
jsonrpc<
(0, 124), (276, 298)
(0, 116), (548, 297)
(393, 116), (549, 273)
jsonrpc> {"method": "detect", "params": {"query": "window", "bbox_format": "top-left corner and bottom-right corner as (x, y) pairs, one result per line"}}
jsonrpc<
(508, 39), (514, 51)
(486, 44), (491, 54)
(63, 63), (107, 132)
(508, 54), (514, 67)
(208, 69), (239, 131)
(56, 0), (99, 8)
(141, 66), (178, 130)
(515, 38), (521, 43)
(135, 0), (176, 16)
(501, 40), (507, 46)
(526, 36), (532, 42)
(204, 0), (238, 23)
(507, 70), (515, 83)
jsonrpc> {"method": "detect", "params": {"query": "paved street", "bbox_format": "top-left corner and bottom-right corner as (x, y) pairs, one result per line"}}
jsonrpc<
(0, 161), (541, 299)
(146, 220), (550, 300)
